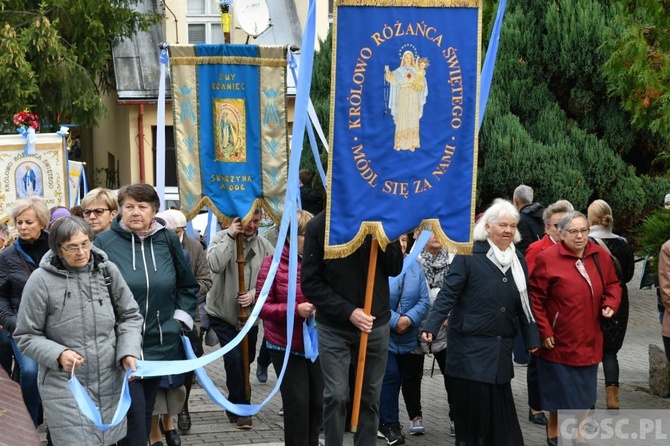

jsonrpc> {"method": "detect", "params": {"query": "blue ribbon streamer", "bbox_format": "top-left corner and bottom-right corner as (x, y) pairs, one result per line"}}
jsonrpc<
(389, 230), (432, 286)
(287, 51), (328, 188)
(478, 0), (508, 130)
(68, 369), (133, 431)
(68, 0), (317, 428)
(156, 44), (169, 210)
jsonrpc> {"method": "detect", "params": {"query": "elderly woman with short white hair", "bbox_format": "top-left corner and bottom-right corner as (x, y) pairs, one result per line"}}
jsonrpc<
(422, 199), (540, 445)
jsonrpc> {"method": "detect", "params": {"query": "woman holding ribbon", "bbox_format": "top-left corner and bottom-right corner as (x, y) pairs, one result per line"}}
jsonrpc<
(14, 216), (143, 445)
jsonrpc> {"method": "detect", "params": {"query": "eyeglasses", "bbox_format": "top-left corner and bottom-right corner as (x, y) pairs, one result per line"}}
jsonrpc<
(61, 240), (92, 253)
(565, 228), (589, 237)
(82, 208), (110, 217)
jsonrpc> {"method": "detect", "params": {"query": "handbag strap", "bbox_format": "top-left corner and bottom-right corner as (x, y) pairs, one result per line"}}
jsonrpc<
(593, 237), (622, 278)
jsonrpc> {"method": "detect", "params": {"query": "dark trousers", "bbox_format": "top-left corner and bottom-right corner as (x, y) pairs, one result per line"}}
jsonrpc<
(269, 350), (324, 446)
(431, 348), (454, 421)
(209, 316), (258, 406)
(380, 352), (412, 425)
(119, 377), (161, 446)
(0, 328), (12, 376)
(401, 354), (425, 420)
(258, 337), (272, 368)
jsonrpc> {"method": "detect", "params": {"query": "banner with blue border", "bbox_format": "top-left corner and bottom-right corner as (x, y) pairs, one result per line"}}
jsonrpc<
(325, 0), (481, 258)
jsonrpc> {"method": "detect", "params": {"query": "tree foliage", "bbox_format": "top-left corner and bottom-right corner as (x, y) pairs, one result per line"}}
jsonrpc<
(479, 0), (670, 233)
(602, 0), (670, 148)
(306, 2), (669, 234)
(0, 0), (158, 130)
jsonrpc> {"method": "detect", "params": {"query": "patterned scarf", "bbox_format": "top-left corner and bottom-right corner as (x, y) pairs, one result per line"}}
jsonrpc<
(119, 219), (157, 241)
(418, 248), (451, 289)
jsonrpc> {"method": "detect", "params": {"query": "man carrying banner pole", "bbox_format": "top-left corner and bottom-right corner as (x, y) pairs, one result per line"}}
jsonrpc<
(301, 212), (403, 445)
(206, 212), (274, 428)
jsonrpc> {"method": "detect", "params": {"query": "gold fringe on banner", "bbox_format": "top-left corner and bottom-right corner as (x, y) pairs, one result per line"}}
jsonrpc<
(338, 0), (479, 7)
(183, 196), (283, 229)
(323, 219), (473, 260)
(171, 56), (287, 67)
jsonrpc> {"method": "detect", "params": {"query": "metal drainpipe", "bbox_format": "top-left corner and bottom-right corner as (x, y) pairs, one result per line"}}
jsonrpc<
(138, 104), (146, 182)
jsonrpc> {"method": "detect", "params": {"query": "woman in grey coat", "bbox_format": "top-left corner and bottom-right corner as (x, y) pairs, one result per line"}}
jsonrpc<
(14, 217), (143, 445)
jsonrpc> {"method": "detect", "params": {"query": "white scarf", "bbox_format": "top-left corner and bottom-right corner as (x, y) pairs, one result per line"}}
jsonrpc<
(487, 239), (535, 323)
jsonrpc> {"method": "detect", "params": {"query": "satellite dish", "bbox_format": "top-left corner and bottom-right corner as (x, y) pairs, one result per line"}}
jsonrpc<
(236, 0), (271, 38)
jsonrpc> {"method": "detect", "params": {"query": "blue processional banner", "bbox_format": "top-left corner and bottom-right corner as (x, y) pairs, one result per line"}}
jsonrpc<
(326, 0), (481, 258)
(169, 45), (289, 223)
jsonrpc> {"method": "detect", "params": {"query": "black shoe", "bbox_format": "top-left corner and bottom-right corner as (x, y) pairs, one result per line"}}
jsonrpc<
(177, 409), (191, 433)
(529, 409), (548, 425)
(378, 423), (405, 446)
(256, 364), (268, 383)
(164, 429), (181, 446)
(546, 424), (558, 446)
(225, 410), (238, 424)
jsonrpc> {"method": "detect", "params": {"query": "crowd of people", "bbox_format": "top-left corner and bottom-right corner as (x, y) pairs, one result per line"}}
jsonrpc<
(0, 178), (668, 446)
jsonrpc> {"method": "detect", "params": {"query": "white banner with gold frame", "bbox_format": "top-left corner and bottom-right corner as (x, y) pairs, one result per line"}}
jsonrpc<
(0, 133), (68, 224)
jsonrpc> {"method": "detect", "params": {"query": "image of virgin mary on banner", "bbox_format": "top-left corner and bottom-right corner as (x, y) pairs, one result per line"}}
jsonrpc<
(169, 45), (289, 223)
(325, 0), (481, 258)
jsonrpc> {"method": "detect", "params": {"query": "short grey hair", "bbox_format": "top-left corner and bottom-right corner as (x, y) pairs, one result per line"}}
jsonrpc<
(48, 216), (94, 255)
(473, 199), (521, 243)
(11, 197), (50, 229)
(513, 185), (534, 205)
(542, 200), (574, 225)
(557, 211), (587, 234)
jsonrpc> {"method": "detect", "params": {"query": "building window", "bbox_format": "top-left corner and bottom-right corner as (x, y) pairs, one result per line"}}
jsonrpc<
(187, 0), (227, 44)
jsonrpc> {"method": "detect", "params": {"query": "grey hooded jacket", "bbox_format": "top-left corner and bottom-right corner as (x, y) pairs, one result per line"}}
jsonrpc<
(14, 246), (143, 445)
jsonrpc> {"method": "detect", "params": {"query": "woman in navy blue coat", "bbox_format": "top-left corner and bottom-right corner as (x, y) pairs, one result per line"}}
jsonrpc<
(422, 199), (540, 446)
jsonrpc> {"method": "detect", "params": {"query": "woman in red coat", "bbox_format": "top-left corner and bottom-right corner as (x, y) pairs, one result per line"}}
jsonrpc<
(530, 211), (621, 446)
(257, 210), (323, 446)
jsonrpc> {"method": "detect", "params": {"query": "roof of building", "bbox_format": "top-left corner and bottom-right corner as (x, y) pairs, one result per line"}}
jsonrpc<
(112, 0), (302, 102)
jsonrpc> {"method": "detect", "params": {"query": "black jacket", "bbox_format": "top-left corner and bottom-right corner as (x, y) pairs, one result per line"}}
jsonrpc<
(423, 240), (540, 384)
(517, 202), (545, 254)
(301, 211), (403, 331)
(300, 185), (324, 216)
(0, 233), (49, 334)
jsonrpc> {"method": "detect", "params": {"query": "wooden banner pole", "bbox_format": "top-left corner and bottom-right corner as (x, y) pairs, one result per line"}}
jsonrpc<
(349, 238), (379, 432)
(236, 233), (251, 402)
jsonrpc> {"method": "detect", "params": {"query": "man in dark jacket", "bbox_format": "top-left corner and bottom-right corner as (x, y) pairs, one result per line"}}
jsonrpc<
(299, 169), (324, 215)
(301, 211), (403, 446)
(513, 184), (545, 255)
(512, 185), (545, 367)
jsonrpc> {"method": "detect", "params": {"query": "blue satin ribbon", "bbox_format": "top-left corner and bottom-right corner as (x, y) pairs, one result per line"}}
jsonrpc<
(69, 0), (317, 429)
(17, 126), (33, 155)
(287, 50), (328, 189)
(303, 315), (318, 362)
(478, 0), (508, 130)
(69, 369), (133, 431)
(389, 230), (432, 286)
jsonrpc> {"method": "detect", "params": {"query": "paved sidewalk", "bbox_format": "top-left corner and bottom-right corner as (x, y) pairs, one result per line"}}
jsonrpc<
(173, 261), (670, 446)
(31, 261), (661, 446)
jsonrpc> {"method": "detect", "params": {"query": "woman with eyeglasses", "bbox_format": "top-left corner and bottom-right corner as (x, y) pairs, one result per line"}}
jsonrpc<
(530, 211), (621, 446)
(81, 187), (119, 235)
(93, 183), (198, 446)
(0, 196), (51, 427)
(14, 216), (143, 445)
